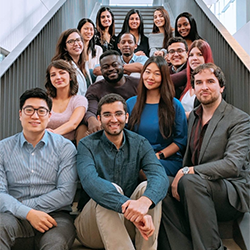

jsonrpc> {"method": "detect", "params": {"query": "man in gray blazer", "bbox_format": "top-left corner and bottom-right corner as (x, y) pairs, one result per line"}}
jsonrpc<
(158, 63), (250, 250)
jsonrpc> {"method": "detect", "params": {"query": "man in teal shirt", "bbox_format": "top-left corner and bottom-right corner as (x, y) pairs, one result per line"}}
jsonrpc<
(75, 93), (168, 250)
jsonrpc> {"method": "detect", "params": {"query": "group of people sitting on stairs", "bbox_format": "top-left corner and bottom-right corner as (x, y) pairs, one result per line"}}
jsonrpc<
(0, 5), (249, 250)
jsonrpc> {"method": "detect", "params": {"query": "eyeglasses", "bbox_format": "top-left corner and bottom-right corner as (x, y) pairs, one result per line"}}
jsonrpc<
(168, 48), (186, 55)
(101, 111), (125, 119)
(23, 106), (50, 117)
(66, 37), (82, 45)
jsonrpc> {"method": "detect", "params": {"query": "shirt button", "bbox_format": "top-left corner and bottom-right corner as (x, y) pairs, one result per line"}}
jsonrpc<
(31, 153), (34, 156)
(31, 170), (34, 173)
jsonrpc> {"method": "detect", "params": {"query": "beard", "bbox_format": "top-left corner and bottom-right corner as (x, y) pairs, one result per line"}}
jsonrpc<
(103, 122), (125, 137)
(103, 69), (124, 84)
(197, 92), (221, 106)
(105, 127), (123, 136)
(123, 52), (132, 57)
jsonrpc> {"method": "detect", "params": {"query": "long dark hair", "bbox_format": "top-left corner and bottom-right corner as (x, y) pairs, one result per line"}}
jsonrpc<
(152, 6), (173, 49)
(119, 9), (145, 38)
(175, 12), (202, 41)
(96, 7), (115, 44)
(128, 56), (175, 139)
(51, 29), (87, 77)
(77, 18), (97, 58)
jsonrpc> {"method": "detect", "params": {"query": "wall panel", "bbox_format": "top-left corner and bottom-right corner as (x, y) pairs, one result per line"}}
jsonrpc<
(0, 0), (90, 139)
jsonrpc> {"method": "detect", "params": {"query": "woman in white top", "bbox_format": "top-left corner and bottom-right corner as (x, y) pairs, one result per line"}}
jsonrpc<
(45, 59), (88, 144)
(148, 6), (173, 57)
(180, 39), (214, 118)
(52, 29), (92, 96)
(77, 18), (103, 70)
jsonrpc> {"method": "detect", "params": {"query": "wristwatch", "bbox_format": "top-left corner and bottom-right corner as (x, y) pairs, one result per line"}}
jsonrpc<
(158, 151), (165, 159)
(182, 166), (189, 174)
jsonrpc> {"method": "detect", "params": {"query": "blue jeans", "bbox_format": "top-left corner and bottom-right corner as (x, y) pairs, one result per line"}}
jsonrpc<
(0, 211), (76, 250)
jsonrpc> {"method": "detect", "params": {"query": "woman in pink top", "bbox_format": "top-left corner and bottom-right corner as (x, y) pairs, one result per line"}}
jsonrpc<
(45, 59), (88, 144)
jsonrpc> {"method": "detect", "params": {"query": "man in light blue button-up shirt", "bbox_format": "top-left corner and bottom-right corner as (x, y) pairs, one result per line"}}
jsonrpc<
(93, 33), (148, 79)
(0, 88), (77, 250)
(118, 33), (148, 78)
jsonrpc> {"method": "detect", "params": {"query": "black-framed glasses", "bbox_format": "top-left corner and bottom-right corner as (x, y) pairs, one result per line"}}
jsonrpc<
(168, 49), (186, 55)
(101, 111), (125, 119)
(22, 106), (50, 117)
(66, 37), (82, 45)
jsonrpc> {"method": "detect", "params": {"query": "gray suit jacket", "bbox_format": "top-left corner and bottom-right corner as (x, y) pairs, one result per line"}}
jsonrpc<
(184, 100), (250, 213)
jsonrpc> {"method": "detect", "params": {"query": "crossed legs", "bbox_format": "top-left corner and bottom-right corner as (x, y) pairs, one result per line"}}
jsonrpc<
(75, 181), (162, 250)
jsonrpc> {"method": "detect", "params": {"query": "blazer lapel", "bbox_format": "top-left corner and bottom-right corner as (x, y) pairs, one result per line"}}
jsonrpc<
(183, 109), (196, 166)
(198, 100), (227, 163)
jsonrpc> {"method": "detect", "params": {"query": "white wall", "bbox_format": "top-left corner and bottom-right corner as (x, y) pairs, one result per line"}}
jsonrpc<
(233, 21), (250, 56)
(0, 0), (59, 52)
(110, 0), (153, 5)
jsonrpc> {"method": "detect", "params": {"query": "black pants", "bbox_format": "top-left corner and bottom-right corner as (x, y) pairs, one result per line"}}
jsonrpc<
(158, 175), (243, 250)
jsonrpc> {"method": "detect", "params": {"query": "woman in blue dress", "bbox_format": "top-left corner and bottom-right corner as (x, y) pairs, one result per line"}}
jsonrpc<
(126, 56), (187, 176)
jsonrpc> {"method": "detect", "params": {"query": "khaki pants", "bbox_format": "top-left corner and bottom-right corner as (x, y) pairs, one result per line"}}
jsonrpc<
(74, 181), (162, 250)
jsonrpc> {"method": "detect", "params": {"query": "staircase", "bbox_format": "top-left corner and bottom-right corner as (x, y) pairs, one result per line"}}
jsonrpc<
(108, 6), (156, 36)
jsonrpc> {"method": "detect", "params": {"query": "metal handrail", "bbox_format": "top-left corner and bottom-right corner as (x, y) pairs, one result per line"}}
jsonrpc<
(0, 0), (66, 78)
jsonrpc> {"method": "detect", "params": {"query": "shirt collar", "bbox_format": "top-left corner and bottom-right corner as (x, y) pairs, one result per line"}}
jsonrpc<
(171, 62), (186, 73)
(121, 54), (136, 64)
(100, 130), (126, 151)
(194, 105), (203, 119)
(20, 130), (48, 147)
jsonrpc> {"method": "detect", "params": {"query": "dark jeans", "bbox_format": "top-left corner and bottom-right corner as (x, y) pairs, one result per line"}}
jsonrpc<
(0, 211), (76, 250)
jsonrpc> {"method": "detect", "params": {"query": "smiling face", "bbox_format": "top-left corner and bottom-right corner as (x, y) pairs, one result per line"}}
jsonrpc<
(177, 17), (191, 38)
(167, 42), (188, 69)
(100, 55), (124, 84)
(188, 47), (205, 70)
(154, 10), (165, 29)
(19, 98), (51, 138)
(100, 10), (112, 28)
(193, 69), (224, 106)
(80, 22), (94, 42)
(129, 13), (140, 31)
(143, 62), (162, 91)
(65, 32), (83, 58)
(49, 66), (70, 91)
(98, 101), (128, 139)
(118, 33), (137, 57)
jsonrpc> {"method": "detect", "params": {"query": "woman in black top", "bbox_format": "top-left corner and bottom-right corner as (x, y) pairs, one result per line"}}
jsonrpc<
(118, 9), (149, 56)
(175, 12), (202, 49)
(95, 7), (118, 52)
